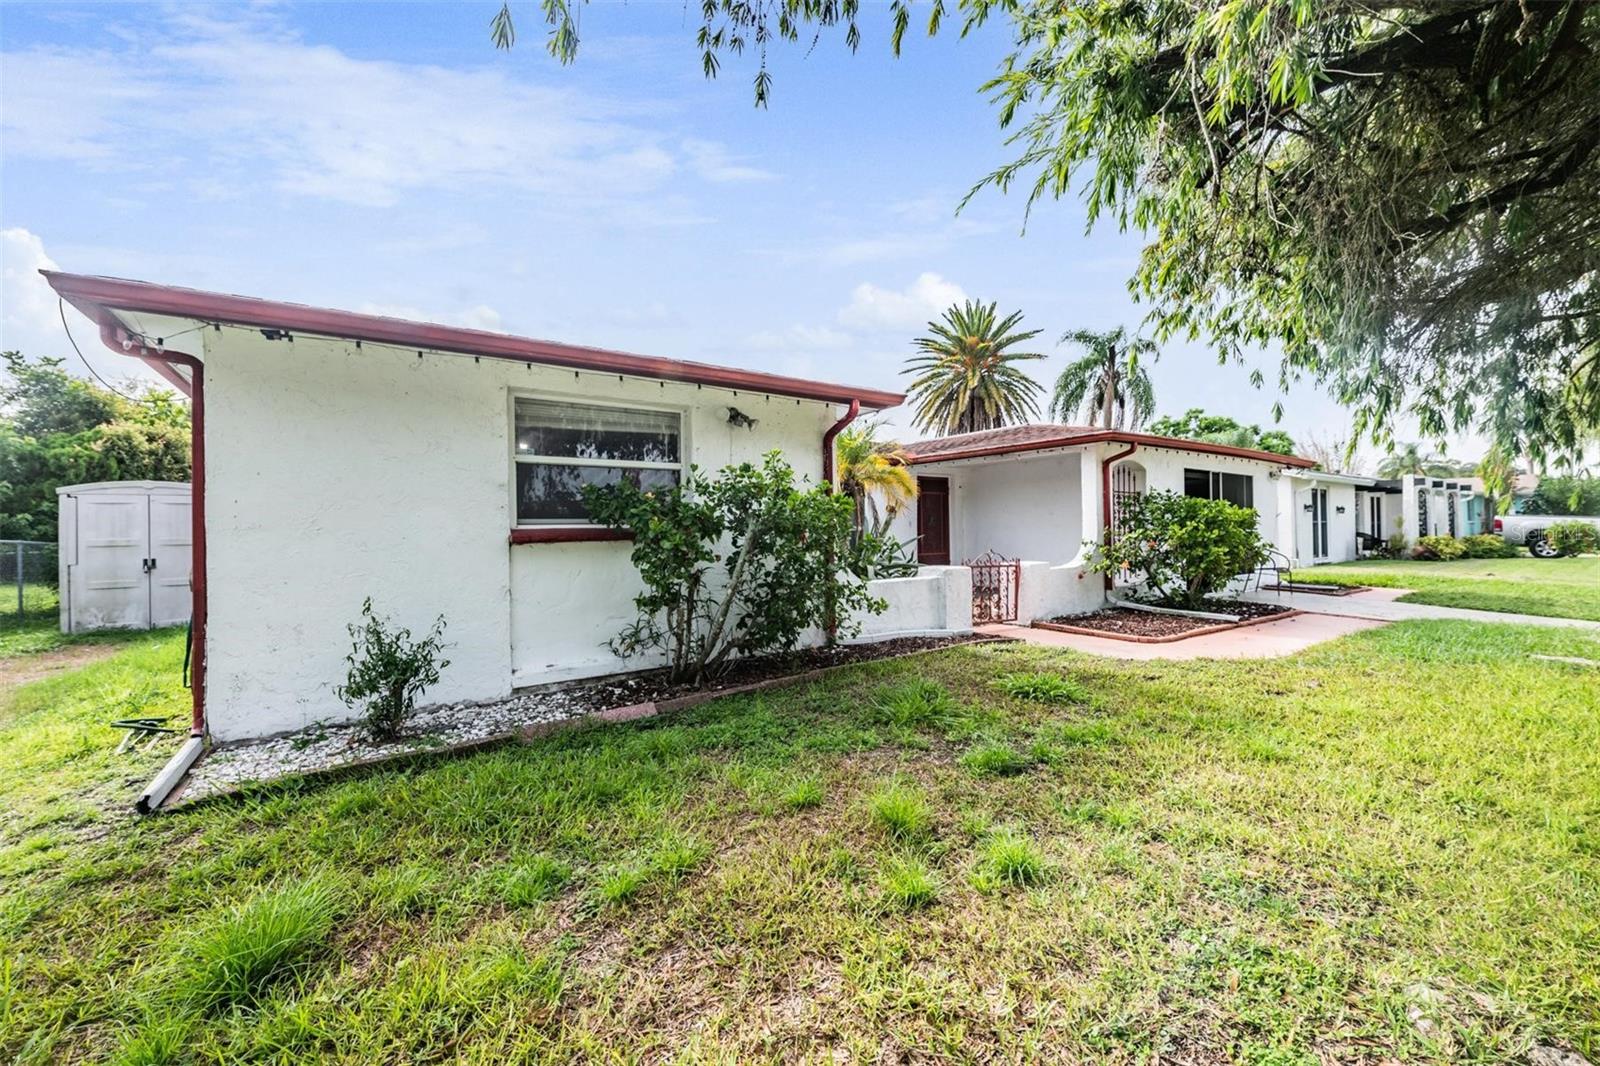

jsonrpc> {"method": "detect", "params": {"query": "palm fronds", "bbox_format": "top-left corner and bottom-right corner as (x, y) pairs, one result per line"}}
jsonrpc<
(903, 301), (1045, 436)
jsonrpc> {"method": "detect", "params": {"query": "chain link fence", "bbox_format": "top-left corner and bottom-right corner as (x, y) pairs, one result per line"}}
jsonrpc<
(1, 540), (58, 625)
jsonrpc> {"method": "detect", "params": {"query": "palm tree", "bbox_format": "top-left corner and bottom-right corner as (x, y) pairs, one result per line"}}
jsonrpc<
(834, 422), (917, 535)
(1048, 327), (1158, 429)
(903, 301), (1045, 436)
(1376, 442), (1454, 478)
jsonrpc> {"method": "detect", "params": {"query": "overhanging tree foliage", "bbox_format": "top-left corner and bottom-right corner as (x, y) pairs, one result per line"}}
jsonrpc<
(493, 1), (1600, 462)
(1, 353), (190, 541)
(1147, 409), (1296, 455)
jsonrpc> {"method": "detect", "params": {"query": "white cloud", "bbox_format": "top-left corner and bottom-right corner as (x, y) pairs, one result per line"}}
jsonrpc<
(0, 227), (162, 385)
(681, 139), (776, 183)
(357, 302), (505, 333)
(744, 324), (855, 352)
(837, 272), (967, 331)
(0, 13), (756, 211)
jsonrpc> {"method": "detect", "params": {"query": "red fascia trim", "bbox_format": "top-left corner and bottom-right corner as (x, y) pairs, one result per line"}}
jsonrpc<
(1100, 442), (1138, 590)
(821, 398), (861, 489)
(509, 527), (634, 545)
(906, 430), (1316, 469)
(92, 313), (206, 736)
(42, 271), (905, 410)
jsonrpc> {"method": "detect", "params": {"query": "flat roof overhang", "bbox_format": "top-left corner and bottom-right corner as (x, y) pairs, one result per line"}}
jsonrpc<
(905, 430), (1317, 469)
(42, 271), (905, 410)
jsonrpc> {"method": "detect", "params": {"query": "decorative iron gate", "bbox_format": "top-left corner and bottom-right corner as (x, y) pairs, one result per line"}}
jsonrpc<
(965, 549), (1020, 624)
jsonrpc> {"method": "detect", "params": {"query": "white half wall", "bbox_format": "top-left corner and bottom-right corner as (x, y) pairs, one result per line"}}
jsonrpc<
(851, 565), (973, 640)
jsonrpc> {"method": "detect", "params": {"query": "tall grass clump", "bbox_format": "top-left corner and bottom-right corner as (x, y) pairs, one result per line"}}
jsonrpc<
(868, 782), (933, 842)
(980, 829), (1047, 887)
(960, 739), (1032, 777)
(497, 855), (571, 907)
(879, 858), (940, 911)
(176, 879), (341, 1010)
(992, 671), (1090, 704)
(871, 679), (958, 729)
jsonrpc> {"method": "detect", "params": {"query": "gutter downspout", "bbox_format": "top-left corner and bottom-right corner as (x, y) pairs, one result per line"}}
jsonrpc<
(821, 398), (861, 490)
(1100, 441), (1138, 591)
(97, 317), (207, 741)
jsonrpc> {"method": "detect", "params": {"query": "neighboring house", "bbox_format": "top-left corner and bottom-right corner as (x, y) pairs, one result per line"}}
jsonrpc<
(46, 272), (904, 742)
(890, 424), (1319, 615)
(1365, 474), (1488, 541)
(890, 426), (1490, 619)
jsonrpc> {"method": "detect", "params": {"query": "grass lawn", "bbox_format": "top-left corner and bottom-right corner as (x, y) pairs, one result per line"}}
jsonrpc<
(4, 623), (1599, 1064)
(0, 584), (158, 659)
(1289, 555), (1600, 621)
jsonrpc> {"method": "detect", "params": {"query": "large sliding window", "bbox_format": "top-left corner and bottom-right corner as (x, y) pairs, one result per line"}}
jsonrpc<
(513, 398), (683, 524)
(1183, 467), (1255, 509)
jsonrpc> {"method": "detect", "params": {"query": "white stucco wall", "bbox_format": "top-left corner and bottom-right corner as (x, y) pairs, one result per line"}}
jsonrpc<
(1283, 475), (1359, 565)
(904, 452), (1085, 565)
(850, 565), (973, 640)
(200, 329), (844, 739)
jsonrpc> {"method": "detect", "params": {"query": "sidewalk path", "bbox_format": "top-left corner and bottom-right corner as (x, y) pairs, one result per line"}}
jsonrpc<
(980, 612), (1385, 661)
(1237, 587), (1600, 631)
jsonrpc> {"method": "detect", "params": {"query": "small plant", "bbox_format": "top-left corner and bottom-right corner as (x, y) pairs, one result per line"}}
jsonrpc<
(177, 879), (341, 1010)
(879, 857), (940, 911)
(980, 829), (1047, 887)
(871, 679), (958, 729)
(1547, 521), (1600, 557)
(334, 599), (449, 740)
(780, 777), (824, 811)
(868, 782), (933, 842)
(1379, 532), (1409, 559)
(960, 739), (1033, 777)
(1412, 535), (1467, 560)
(992, 671), (1090, 704)
(370, 862), (441, 916)
(596, 867), (650, 906)
(497, 856), (571, 907)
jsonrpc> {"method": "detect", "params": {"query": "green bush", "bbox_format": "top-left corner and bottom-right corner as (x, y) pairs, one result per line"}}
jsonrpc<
(1412, 535), (1467, 561)
(334, 599), (450, 740)
(1547, 521), (1600, 556)
(1085, 490), (1268, 608)
(1460, 533), (1518, 559)
(585, 452), (884, 685)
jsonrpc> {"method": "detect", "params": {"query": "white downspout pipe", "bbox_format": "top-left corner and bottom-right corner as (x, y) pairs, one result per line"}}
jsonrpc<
(137, 735), (204, 814)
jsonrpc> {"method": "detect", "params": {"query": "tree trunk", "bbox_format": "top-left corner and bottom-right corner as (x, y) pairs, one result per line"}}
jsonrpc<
(1100, 345), (1117, 429)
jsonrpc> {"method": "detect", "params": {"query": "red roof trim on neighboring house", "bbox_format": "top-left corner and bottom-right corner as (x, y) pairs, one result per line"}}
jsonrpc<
(41, 271), (904, 409)
(904, 428), (1317, 469)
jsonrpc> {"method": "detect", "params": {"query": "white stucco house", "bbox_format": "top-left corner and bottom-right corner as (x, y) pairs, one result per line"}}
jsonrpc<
(46, 271), (914, 746)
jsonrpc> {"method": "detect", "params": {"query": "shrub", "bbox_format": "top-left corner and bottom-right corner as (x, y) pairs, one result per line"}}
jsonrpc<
(879, 858), (940, 911)
(1412, 535), (1466, 561)
(1084, 490), (1269, 609)
(992, 671), (1089, 704)
(178, 880), (341, 1010)
(980, 829), (1047, 887)
(1379, 532), (1409, 559)
(1547, 521), (1600, 556)
(960, 740), (1033, 777)
(334, 599), (449, 740)
(1460, 533), (1518, 559)
(585, 452), (885, 685)
(868, 782), (933, 842)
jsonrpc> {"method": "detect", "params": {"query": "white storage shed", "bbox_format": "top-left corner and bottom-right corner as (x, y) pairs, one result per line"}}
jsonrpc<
(57, 481), (193, 633)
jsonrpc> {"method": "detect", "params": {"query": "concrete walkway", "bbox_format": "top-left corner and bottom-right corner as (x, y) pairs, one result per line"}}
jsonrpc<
(1237, 587), (1600, 631)
(980, 612), (1385, 660)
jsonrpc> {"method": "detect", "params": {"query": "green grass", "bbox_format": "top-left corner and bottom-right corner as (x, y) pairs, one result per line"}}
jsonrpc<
(4, 620), (1600, 1062)
(991, 670), (1091, 704)
(1290, 554), (1600, 621)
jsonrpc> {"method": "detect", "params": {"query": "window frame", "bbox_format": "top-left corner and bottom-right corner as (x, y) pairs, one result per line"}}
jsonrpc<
(508, 391), (690, 528)
(1182, 466), (1255, 510)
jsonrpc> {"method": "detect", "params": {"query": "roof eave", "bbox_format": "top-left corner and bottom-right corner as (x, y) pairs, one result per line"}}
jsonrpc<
(42, 271), (904, 410)
(905, 430), (1317, 469)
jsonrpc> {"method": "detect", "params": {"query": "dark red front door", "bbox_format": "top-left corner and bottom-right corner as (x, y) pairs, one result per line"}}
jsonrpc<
(917, 477), (950, 564)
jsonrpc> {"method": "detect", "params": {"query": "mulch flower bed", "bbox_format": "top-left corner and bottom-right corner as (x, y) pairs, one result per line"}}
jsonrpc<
(170, 633), (992, 808)
(1037, 600), (1296, 642)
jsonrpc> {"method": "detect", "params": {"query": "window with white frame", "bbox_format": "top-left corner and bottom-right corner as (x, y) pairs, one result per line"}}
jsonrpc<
(513, 398), (683, 524)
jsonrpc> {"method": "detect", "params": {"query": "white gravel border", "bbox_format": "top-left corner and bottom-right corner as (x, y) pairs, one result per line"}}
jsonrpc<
(176, 688), (594, 804)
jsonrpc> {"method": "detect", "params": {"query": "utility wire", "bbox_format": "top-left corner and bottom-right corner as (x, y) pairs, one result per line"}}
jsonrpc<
(58, 298), (167, 405)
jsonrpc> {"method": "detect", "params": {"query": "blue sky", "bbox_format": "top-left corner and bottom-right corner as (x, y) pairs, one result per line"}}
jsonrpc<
(0, 1), (1477, 462)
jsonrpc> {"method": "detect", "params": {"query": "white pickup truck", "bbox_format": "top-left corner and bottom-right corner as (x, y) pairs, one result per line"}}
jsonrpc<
(1492, 514), (1600, 558)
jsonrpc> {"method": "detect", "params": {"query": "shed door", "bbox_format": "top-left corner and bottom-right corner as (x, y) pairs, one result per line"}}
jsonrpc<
(69, 493), (151, 630)
(916, 477), (950, 565)
(148, 494), (193, 627)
